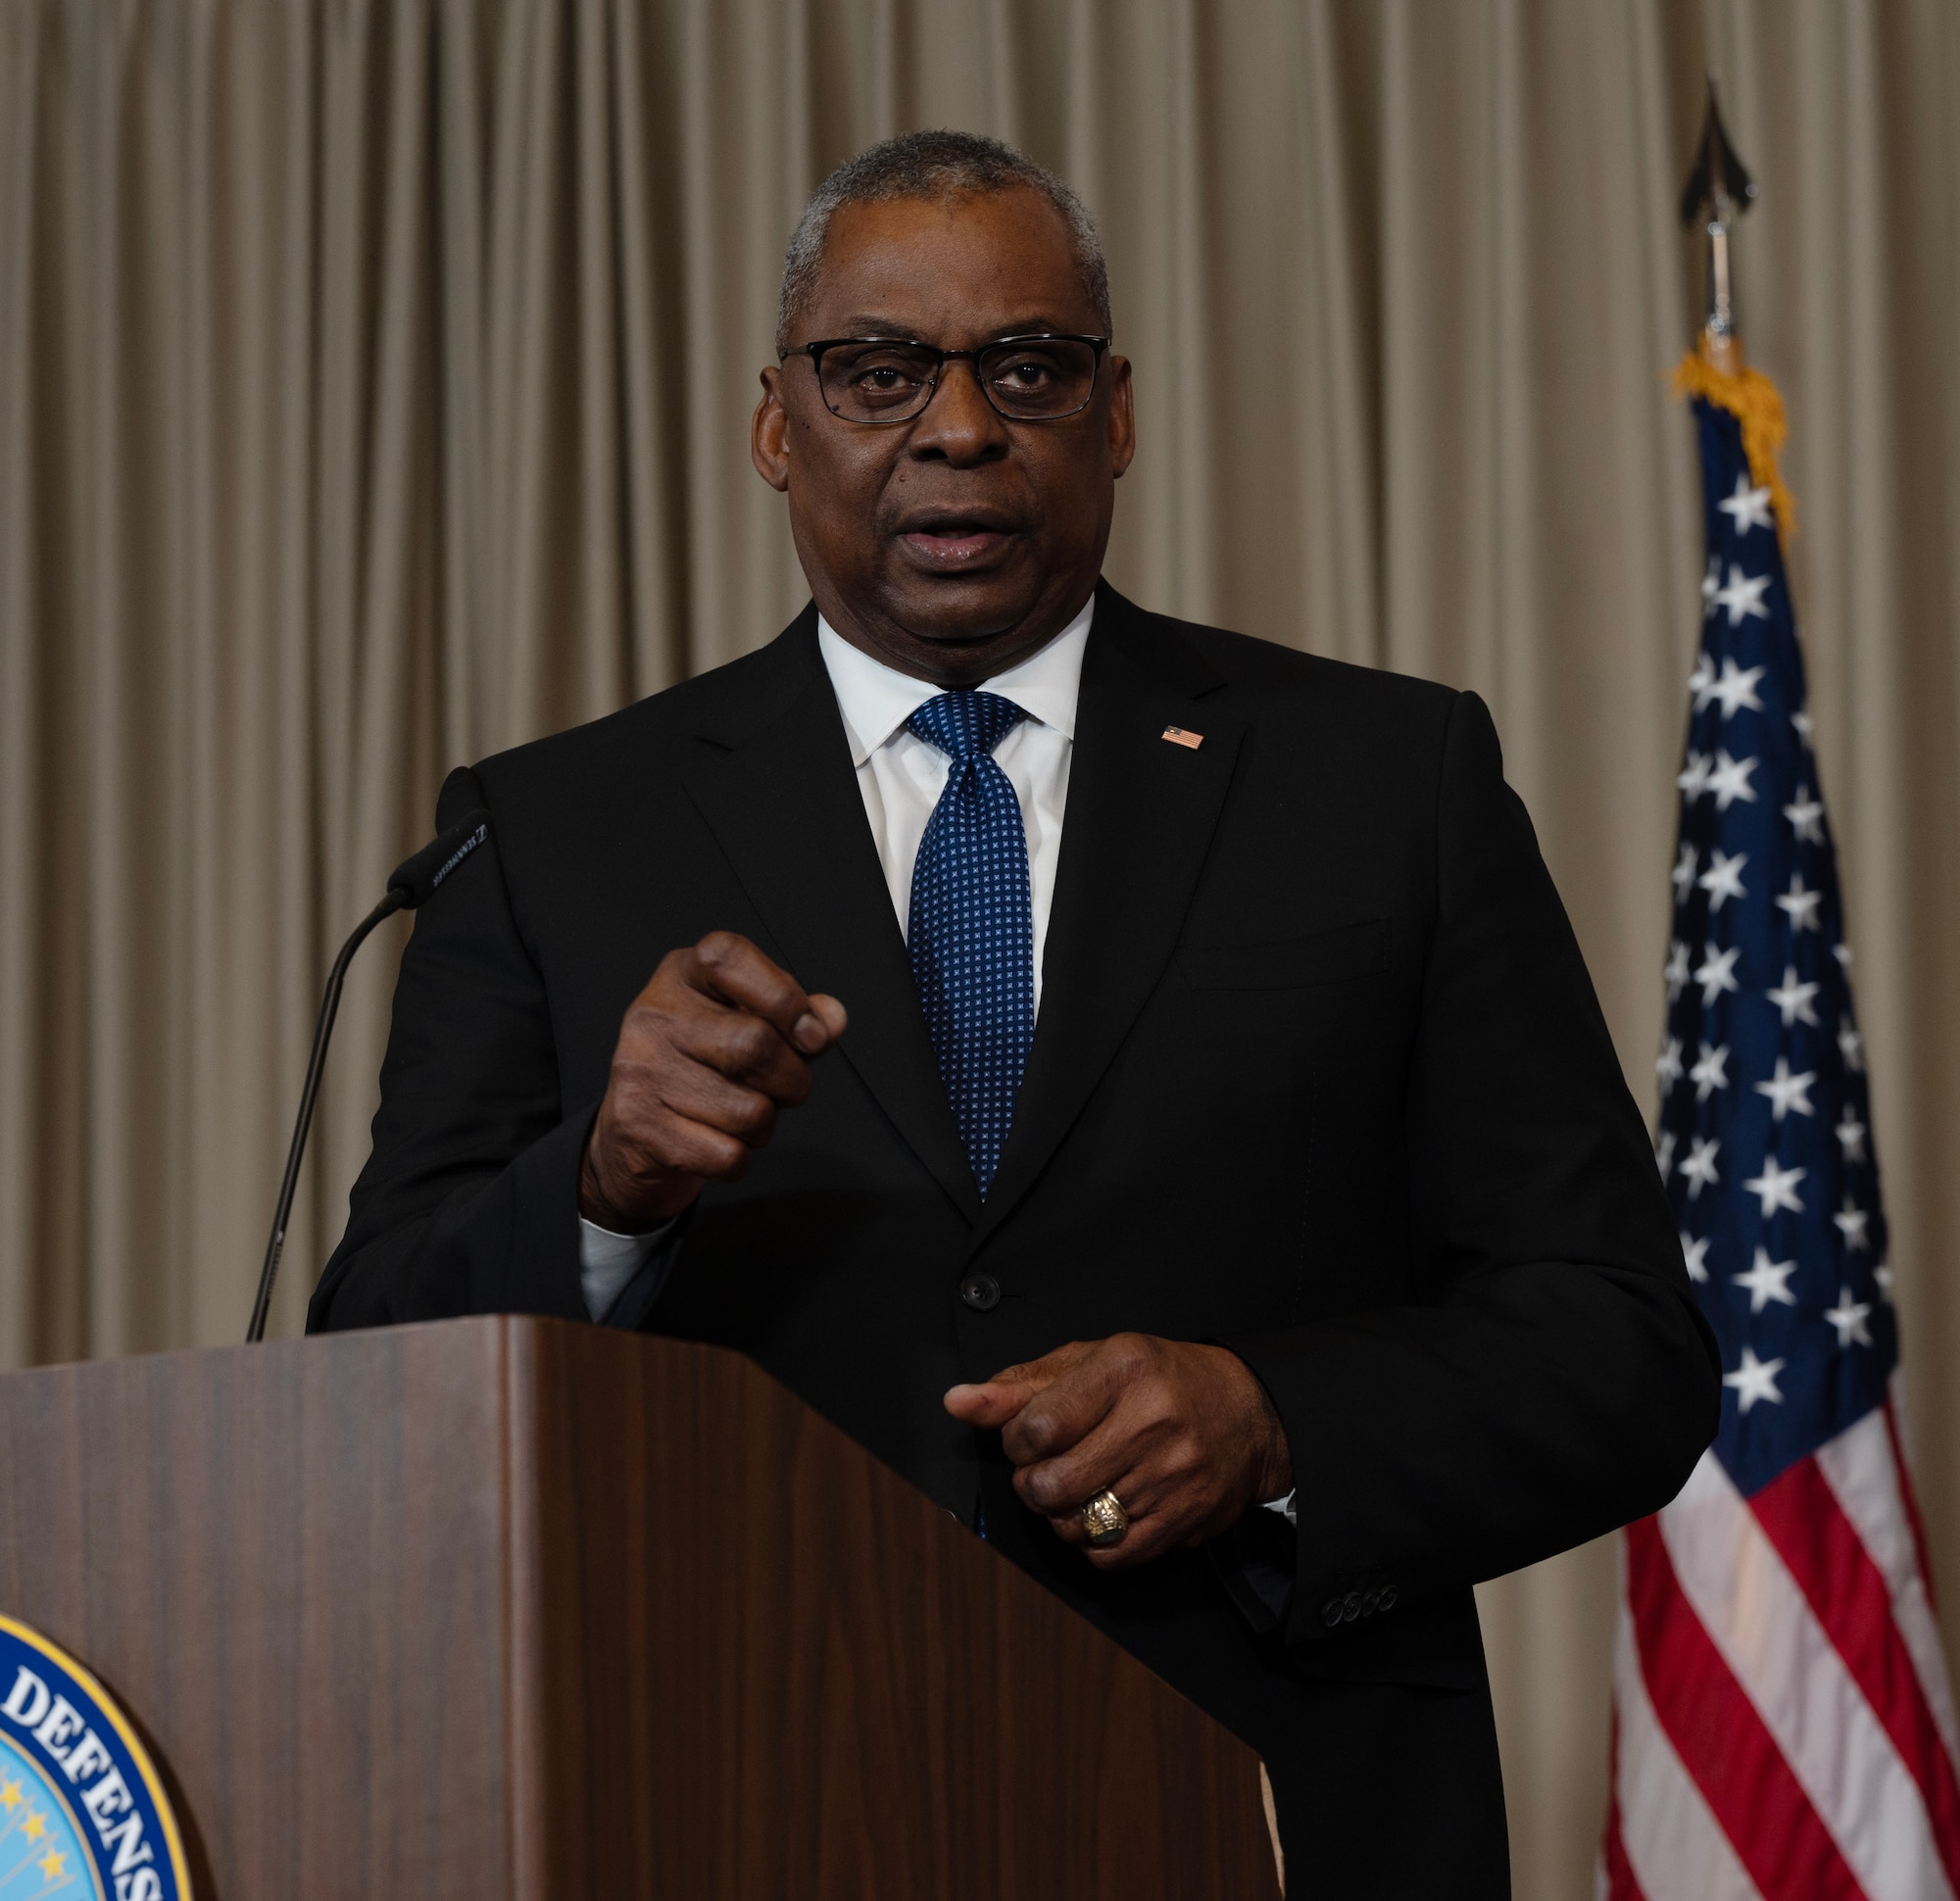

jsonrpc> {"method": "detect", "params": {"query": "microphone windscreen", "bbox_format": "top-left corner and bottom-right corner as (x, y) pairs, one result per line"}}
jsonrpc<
(386, 809), (492, 910)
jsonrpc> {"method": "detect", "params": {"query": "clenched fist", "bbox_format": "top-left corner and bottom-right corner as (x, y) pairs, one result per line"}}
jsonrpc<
(944, 1334), (1294, 1568)
(578, 932), (847, 1232)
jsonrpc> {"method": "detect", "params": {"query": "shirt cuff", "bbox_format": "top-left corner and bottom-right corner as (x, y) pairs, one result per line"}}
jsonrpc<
(577, 1215), (673, 1321)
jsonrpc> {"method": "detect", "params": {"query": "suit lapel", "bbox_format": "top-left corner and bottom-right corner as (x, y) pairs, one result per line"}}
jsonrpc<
(680, 612), (982, 1224)
(974, 587), (1243, 1246)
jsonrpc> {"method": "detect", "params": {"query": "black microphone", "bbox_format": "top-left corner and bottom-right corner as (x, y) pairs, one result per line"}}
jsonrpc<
(245, 809), (492, 1341)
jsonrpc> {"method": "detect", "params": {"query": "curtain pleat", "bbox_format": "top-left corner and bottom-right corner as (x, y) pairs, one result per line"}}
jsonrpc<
(2, 4), (1956, 1892)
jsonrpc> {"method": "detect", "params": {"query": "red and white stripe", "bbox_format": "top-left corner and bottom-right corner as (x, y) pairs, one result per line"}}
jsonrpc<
(1602, 1384), (1960, 1900)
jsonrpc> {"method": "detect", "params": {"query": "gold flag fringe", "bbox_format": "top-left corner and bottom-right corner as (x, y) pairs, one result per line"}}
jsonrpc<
(1672, 333), (1797, 543)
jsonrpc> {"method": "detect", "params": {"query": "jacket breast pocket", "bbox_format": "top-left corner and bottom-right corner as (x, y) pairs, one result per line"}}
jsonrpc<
(1179, 917), (1387, 991)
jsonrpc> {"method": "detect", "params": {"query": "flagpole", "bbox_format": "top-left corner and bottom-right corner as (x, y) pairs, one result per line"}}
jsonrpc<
(1703, 163), (1734, 363)
(1673, 86), (1792, 543)
(1681, 79), (1756, 374)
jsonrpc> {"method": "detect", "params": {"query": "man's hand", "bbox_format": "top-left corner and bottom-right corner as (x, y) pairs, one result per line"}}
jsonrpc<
(578, 932), (847, 1232)
(943, 1335), (1294, 1568)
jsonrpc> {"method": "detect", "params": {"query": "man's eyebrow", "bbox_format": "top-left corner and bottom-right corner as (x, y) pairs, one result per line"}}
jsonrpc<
(821, 314), (1094, 341)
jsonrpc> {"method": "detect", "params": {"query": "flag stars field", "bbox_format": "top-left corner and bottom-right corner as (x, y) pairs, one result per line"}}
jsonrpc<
(1722, 1343), (1786, 1412)
(1716, 472), (1777, 536)
(1767, 965), (1819, 1026)
(1693, 944), (1740, 1004)
(1783, 787), (1824, 842)
(1680, 1136), (1721, 1197)
(1833, 1198), (1870, 1251)
(1656, 1037), (1685, 1089)
(1742, 1155), (1806, 1218)
(1711, 563), (1773, 625)
(1689, 1043), (1730, 1100)
(1775, 873), (1823, 931)
(1697, 847), (1748, 906)
(1698, 657), (1766, 717)
(1823, 1288), (1874, 1349)
(1704, 752), (1759, 810)
(1664, 940), (1690, 1001)
(1754, 1057), (1815, 1121)
(1734, 1247), (1798, 1313)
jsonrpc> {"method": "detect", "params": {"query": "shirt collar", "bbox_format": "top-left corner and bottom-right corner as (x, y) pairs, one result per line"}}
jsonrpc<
(816, 595), (1095, 766)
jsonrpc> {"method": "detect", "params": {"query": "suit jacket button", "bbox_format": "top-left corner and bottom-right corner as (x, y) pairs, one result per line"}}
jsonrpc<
(1362, 1586), (1380, 1618)
(1342, 1591), (1362, 1623)
(1378, 1584), (1398, 1612)
(1323, 1598), (1344, 1630)
(959, 1272), (1002, 1312)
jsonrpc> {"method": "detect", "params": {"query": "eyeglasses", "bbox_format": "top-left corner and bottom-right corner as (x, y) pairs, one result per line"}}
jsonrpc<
(782, 334), (1109, 425)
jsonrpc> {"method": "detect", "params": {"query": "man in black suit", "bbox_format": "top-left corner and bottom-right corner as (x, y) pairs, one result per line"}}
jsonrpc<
(312, 130), (1719, 1893)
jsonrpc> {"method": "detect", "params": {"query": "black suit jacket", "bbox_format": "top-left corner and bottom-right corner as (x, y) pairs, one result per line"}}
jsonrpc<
(312, 583), (1719, 1895)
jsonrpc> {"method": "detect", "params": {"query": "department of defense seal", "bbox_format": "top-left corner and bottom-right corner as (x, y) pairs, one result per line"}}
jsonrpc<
(0, 1615), (190, 1900)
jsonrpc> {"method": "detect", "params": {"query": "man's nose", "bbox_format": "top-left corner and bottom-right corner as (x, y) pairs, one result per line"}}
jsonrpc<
(908, 359), (1010, 464)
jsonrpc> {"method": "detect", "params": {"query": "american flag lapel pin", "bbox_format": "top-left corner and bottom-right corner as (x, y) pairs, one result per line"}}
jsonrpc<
(1160, 725), (1203, 750)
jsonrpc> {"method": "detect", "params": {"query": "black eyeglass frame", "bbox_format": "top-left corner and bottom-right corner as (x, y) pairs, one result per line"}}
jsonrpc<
(780, 333), (1111, 424)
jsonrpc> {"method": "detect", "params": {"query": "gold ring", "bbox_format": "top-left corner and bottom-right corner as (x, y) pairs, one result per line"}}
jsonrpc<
(1081, 1487), (1129, 1547)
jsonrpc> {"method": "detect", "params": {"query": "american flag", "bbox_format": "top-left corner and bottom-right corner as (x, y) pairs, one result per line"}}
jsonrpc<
(1598, 364), (1960, 1899)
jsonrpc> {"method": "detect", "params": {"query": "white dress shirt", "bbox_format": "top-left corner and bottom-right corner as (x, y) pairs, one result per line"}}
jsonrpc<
(576, 596), (1094, 1317)
(816, 596), (1091, 999)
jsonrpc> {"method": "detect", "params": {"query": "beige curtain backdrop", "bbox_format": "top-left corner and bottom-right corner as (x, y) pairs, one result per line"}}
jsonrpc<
(3, 1), (1957, 1890)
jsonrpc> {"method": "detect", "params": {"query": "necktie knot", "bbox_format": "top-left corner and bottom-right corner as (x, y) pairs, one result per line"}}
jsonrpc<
(906, 691), (1027, 764)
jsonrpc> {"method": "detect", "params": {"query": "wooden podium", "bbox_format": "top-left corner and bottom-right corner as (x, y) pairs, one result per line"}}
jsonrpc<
(0, 1317), (1282, 1898)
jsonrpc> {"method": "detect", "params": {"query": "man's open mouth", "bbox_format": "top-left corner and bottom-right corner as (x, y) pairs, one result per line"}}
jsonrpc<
(896, 511), (1020, 567)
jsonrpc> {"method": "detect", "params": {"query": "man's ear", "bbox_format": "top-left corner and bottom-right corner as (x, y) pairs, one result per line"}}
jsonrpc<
(751, 364), (791, 492)
(1105, 354), (1137, 479)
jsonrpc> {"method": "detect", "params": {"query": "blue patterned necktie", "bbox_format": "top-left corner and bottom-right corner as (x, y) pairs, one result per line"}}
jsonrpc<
(906, 691), (1034, 1196)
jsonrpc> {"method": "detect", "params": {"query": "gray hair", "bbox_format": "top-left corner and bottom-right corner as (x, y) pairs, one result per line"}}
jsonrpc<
(776, 130), (1111, 352)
